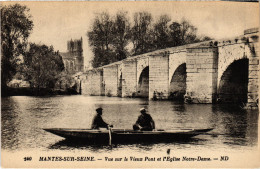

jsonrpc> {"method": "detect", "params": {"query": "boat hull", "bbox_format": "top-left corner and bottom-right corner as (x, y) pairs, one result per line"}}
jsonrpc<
(44, 128), (213, 144)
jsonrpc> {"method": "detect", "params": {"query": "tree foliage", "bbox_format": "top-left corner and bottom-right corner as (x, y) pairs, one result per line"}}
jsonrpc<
(88, 12), (114, 68)
(88, 12), (131, 68)
(168, 19), (200, 47)
(169, 22), (182, 47)
(1, 4), (33, 89)
(22, 43), (64, 90)
(153, 15), (171, 49)
(131, 11), (153, 55)
(88, 11), (212, 68)
(178, 19), (200, 44)
(111, 11), (131, 61)
(55, 71), (76, 90)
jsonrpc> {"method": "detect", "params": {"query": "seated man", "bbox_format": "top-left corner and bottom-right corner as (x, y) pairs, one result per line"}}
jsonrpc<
(133, 108), (155, 131)
(91, 108), (113, 129)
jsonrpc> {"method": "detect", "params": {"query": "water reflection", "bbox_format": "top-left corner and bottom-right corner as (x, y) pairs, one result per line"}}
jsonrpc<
(211, 104), (258, 147)
(48, 137), (208, 152)
(49, 139), (114, 152)
(1, 95), (259, 152)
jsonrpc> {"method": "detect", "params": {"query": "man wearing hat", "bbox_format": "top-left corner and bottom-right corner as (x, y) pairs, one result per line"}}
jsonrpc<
(91, 107), (113, 129)
(133, 108), (155, 131)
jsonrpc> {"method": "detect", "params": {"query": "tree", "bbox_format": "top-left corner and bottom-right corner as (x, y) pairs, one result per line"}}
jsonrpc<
(169, 22), (182, 47)
(88, 12), (132, 68)
(131, 11), (153, 55)
(87, 11), (211, 67)
(22, 43), (64, 92)
(168, 19), (202, 47)
(55, 71), (75, 90)
(153, 14), (171, 49)
(1, 4), (33, 91)
(91, 46), (114, 68)
(88, 12), (115, 68)
(180, 19), (199, 44)
(111, 11), (131, 61)
(201, 36), (212, 41)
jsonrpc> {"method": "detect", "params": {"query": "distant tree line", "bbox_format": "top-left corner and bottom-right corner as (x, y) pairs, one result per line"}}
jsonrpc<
(1, 4), (74, 96)
(88, 11), (211, 68)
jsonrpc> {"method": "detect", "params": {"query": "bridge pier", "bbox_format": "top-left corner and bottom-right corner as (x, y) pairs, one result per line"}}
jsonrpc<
(122, 59), (137, 97)
(103, 65), (118, 97)
(185, 47), (218, 103)
(82, 69), (102, 95)
(246, 37), (259, 109)
(149, 53), (169, 100)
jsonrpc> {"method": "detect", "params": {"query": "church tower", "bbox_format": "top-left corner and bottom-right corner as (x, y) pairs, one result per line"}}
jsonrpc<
(66, 37), (84, 72)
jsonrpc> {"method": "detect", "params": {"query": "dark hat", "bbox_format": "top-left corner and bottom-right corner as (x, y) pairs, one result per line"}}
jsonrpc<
(96, 107), (103, 112)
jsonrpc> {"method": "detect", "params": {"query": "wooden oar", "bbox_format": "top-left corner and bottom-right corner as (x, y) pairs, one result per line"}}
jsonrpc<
(108, 125), (112, 146)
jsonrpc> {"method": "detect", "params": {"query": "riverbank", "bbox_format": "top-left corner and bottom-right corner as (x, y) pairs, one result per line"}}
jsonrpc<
(1, 87), (79, 97)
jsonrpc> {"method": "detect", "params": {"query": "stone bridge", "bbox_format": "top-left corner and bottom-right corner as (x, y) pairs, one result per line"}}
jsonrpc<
(81, 28), (259, 109)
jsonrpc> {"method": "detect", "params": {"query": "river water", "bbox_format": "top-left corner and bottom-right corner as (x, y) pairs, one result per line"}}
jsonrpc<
(1, 95), (259, 167)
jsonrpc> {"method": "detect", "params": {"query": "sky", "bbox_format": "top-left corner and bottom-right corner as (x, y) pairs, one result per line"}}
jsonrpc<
(3, 1), (259, 69)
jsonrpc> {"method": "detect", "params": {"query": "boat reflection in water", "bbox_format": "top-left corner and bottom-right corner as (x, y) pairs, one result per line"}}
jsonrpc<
(44, 128), (214, 144)
(48, 134), (211, 152)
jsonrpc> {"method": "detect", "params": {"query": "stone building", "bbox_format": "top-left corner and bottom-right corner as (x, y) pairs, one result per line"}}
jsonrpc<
(60, 38), (84, 73)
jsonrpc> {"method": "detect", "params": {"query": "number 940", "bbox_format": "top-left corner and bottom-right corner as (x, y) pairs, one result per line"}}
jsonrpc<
(24, 157), (32, 161)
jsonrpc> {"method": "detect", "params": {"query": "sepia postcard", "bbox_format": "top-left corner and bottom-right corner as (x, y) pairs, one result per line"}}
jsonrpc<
(1, 1), (260, 168)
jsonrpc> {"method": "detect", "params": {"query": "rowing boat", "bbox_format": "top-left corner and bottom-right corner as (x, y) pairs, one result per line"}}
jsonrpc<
(44, 128), (213, 143)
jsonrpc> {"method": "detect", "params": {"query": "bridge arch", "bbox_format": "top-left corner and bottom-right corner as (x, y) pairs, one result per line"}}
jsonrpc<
(137, 57), (149, 85)
(137, 66), (149, 98)
(169, 63), (187, 101)
(218, 58), (249, 104)
(168, 52), (186, 84)
(218, 44), (250, 86)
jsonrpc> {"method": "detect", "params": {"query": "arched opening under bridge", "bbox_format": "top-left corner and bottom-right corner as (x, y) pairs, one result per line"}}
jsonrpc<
(169, 63), (187, 101)
(137, 66), (149, 98)
(218, 58), (249, 105)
